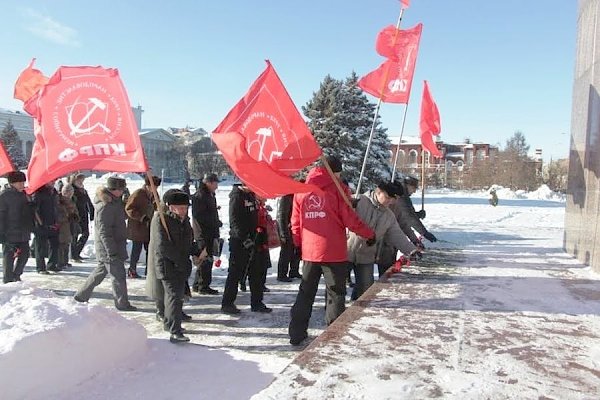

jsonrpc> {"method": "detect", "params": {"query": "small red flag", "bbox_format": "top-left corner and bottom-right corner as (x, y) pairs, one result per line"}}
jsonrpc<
(400, 0), (410, 9)
(419, 81), (442, 158)
(13, 58), (49, 103)
(24, 66), (148, 193)
(213, 61), (322, 198)
(359, 24), (423, 104)
(0, 141), (15, 177)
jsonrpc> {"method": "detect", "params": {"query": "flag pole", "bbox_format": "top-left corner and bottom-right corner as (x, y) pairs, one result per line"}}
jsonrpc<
(355, 7), (405, 195)
(420, 148), (426, 211)
(146, 170), (172, 242)
(320, 154), (353, 209)
(391, 103), (411, 180)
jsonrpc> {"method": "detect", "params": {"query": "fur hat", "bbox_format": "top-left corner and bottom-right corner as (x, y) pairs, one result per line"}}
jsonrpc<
(377, 181), (401, 198)
(7, 171), (26, 184)
(163, 189), (190, 205)
(106, 176), (127, 190)
(404, 175), (419, 187)
(323, 155), (343, 173)
(203, 173), (220, 183)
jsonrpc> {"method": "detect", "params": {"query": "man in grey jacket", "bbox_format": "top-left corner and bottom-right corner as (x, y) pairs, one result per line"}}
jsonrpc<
(348, 181), (421, 300)
(74, 176), (137, 311)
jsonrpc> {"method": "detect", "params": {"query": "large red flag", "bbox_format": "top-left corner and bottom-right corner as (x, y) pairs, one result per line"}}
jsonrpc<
(13, 58), (49, 103)
(22, 66), (148, 193)
(358, 24), (422, 104)
(419, 80), (442, 158)
(0, 141), (15, 177)
(213, 61), (322, 198)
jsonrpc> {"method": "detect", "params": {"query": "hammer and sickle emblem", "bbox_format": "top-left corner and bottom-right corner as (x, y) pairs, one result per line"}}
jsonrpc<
(67, 97), (111, 137)
(307, 195), (323, 210)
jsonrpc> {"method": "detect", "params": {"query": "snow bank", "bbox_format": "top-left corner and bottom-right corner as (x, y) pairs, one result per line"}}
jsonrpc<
(0, 283), (147, 400)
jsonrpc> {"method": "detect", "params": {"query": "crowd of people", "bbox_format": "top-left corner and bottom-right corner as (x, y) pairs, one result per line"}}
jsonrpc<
(0, 154), (438, 346)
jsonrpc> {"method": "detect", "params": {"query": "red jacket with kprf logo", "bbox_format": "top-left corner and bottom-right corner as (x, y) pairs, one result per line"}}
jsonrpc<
(291, 167), (374, 262)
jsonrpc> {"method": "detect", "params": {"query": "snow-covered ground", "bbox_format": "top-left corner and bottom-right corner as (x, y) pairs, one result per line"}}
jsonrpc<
(1, 177), (598, 399)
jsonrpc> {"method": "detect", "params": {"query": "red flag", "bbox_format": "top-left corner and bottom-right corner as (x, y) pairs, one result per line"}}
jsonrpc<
(0, 141), (15, 177)
(419, 81), (442, 158)
(13, 58), (49, 103)
(25, 66), (148, 193)
(358, 24), (423, 103)
(213, 61), (322, 198)
(400, 0), (410, 9)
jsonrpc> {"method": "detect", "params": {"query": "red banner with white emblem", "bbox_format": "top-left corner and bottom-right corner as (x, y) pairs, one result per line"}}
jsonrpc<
(213, 61), (321, 198)
(20, 66), (148, 193)
(358, 23), (422, 104)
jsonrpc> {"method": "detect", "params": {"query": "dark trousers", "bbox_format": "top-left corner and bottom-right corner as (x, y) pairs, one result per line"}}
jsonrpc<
(288, 261), (347, 342)
(277, 240), (300, 279)
(72, 219), (89, 258)
(75, 258), (130, 308)
(377, 244), (397, 278)
(35, 233), (59, 272)
(162, 277), (186, 334)
(222, 239), (266, 308)
(193, 257), (213, 290)
(351, 263), (375, 300)
(58, 243), (70, 268)
(129, 241), (149, 274)
(3, 242), (30, 283)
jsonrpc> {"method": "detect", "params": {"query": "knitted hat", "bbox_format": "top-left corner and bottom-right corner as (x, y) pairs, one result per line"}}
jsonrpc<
(163, 189), (190, 205)
(7, 171), (26, 184)
(106, 176), (126, 190)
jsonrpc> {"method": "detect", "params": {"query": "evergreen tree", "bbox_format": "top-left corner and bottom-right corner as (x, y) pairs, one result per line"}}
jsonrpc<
(1, 120), (26, 169)
(303, 73), (391, 191)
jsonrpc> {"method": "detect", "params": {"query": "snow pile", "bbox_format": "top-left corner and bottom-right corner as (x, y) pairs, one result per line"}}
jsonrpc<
(523, 184), (566, 201)
(0, 283), (147, 400)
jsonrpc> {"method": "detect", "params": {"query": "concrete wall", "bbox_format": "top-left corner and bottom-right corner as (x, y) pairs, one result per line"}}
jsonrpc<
(565, 0), (600, 272)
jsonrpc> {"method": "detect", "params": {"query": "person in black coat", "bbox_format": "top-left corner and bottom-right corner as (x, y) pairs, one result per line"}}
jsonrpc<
(71, 173), (94, 262)
(191, 173), (222, 294)
(276, 193), (301, 281)
(0, 171), (34, 283)
(221, 183), (271, 314)
(32, 180), (60, 273)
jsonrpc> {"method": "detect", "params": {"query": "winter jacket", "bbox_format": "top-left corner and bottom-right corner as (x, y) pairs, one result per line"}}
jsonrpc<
(125, 186), (156, 243)
(276, 194), (293, 243)
(347, 191), (416, 264)
(191, 183), (221, 251)
(389, 181), (429, 244)
(57, 194), (79, 245)
(93, 187), (128, 263)
(291, 167), (374, 263)
(150, 208), (196, 281)
(228, 184), (258, 242)
(0, 184), (34, 243)
(73, 184), (94, 224)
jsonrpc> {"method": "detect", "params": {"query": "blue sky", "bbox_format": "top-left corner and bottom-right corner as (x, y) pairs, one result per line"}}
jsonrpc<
(0, 1), (575, 161)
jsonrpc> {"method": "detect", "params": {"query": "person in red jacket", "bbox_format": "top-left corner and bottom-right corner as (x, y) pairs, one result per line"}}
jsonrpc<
(288, 155), (375, 346)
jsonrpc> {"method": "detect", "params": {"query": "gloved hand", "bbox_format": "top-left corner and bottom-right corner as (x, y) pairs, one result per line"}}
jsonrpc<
(416, 209), (426, 219)
(413, 238), (426, 251)
(392, 255), (410, 273)
(366, 235), (376, 246)
(0, 234), (6, 244)
(409, 249), (423, 261)
(242, 237), (254, 250)
(423, 231), (437, 242)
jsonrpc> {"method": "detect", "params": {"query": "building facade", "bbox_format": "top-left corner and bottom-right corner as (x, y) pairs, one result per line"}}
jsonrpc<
(565, 0), (600, 273)
(0, 108), (35, 161)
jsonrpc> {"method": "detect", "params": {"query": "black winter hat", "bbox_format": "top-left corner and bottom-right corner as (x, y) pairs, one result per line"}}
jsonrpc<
(7, 171), (26, 184)
(163, 189), (190, 205)
(404, 175), (419, 187)
(323, 155), (343, 173)
(377, 181), (400, 198)
(106, 176), (127, 190)
(203, 173), (220, 183)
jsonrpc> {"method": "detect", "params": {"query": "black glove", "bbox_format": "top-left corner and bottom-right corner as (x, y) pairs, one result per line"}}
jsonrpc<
(366, 236), (376, 246)
(0, 234), (6, 244)
(416, 209), (426, 219)
(409, 250), (423, 261)
(423, 231), (437, 242)
(412, 238), (426, 250)
(242, 237), (254, 249)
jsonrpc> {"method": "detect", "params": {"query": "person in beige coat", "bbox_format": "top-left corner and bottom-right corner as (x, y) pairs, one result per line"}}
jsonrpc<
(347, 181), (421, 300)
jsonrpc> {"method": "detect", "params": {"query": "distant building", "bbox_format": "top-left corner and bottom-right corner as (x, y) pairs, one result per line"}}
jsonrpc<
(138, 128), (186, 182)
(0, 108), (35, 160)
